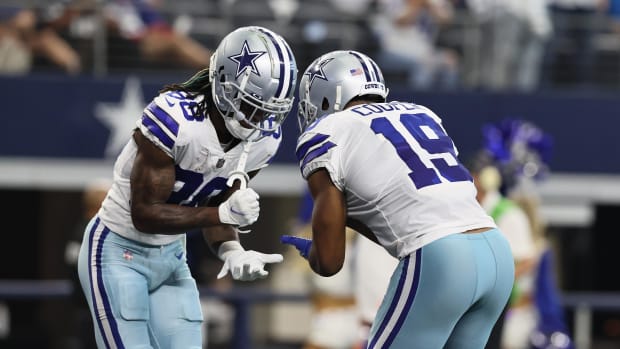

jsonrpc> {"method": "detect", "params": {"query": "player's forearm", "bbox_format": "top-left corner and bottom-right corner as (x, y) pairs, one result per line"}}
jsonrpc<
(203, 225), (239, 256)
(131, 203), (221, 234)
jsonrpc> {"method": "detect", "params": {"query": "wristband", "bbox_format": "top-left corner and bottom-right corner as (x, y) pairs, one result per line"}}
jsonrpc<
(217, 240), (244, 261)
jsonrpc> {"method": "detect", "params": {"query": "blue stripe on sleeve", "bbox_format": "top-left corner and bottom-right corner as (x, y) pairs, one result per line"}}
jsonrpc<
(146, 101), (179, 136)
(141, 114), (175, 150)
(296, 133), (330, 161)
(300, 141), (336, 170)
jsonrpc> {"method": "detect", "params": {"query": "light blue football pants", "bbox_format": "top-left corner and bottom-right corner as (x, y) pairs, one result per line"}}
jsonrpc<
(77, 216), (203, 349)
(367, 228), (514, 349)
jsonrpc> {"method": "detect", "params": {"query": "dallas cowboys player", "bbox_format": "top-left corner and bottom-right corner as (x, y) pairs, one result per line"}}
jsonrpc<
(77, 26), (297, 348)
(281, 51), (514, 349)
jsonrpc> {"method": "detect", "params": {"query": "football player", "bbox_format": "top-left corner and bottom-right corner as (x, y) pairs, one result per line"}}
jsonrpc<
(77, 26), (297, 348)
(282, 50), (514, 348)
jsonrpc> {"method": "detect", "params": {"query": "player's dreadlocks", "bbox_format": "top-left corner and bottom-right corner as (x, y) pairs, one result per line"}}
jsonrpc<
(160, 68), (212, 118)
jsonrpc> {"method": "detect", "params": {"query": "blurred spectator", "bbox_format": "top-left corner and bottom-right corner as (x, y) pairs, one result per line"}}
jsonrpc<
(104, 0), (212, 69)
(0, 5), (81, 75)
(302, 230), (358, 349)
(327, 0), (375, 17)
(611, 0), (620, 31)
(546, 0), (609, 87)
(477, 119), (574, 349)
(279, 191), (358, 349)
(47, 0), (212, 71)
(469, 153), (539, 349)
(370, 0), (459, 89)
(351, 235), (398, 349)
(465, 0), (552, 91)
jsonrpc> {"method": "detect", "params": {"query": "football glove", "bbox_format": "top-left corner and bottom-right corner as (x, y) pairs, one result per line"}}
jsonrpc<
(280, 235), (312, 259)
(217, 241), (283, 281)
(218, 188), (260, 226)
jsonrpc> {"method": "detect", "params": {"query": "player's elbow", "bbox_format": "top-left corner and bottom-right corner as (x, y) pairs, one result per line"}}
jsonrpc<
(131, 206), (154, 233)
(131, 216), (150, 232)
(311, 259), (343, 277)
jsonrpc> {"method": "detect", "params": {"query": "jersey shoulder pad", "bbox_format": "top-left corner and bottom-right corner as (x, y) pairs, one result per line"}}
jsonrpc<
(413, 103), (443, 124)
(138, 92), (198, 156)
(246, 133), (282, 172)
(296, 127), (338, 169)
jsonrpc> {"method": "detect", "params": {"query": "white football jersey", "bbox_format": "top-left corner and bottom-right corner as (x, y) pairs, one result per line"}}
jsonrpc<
(98, 91), (282, 245)
(296, 101), (496, 258)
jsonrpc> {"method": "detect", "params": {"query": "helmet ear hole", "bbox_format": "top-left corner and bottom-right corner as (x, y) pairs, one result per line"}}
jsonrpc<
(322, 97), (330, 111)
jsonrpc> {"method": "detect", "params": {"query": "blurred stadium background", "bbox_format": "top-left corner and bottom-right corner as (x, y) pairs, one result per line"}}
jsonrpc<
(0, 0), (619, 348)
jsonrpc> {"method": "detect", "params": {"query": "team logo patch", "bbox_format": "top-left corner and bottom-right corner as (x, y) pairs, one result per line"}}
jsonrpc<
(123, 250), (133, 261)
(228, 40), (266, 79)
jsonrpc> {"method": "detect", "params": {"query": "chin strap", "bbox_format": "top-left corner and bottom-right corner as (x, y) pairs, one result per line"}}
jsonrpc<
(226, 141), (252, 189)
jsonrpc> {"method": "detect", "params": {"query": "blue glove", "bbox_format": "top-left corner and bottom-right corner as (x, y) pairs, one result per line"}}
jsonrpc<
(280, 235), (312, 259)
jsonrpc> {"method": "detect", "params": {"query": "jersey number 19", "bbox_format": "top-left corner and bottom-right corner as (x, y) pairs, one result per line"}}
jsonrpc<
(371, 113), (472, 189)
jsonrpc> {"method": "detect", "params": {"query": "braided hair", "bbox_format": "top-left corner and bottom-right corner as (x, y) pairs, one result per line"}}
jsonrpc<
(160, 68), (212, 118)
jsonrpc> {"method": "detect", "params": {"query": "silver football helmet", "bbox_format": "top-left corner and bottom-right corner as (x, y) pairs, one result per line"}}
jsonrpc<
(210, 26), (297, 141)
(297, 50), (388, 132)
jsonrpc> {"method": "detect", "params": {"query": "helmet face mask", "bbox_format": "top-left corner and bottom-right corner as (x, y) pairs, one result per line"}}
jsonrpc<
(297, 50), (389, 132)
(210, 26), (297, 141)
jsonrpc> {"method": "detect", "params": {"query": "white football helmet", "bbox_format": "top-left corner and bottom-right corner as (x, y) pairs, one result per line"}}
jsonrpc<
(210, 26), (297, 141)
(297, 50), (388, 132)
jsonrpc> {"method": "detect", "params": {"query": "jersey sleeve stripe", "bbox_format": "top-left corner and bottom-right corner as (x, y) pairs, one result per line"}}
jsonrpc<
(296, 133), (330, 161)
(141, 113), (175, 149)
(146, 101), (179, 136)
(300, 141), (336, 169)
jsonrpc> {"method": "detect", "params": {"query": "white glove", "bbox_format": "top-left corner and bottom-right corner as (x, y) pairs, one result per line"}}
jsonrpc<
(218, 188), (260, 226)
(217, 241), (284, 281)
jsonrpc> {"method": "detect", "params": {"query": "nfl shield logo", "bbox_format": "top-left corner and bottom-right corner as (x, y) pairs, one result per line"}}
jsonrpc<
(123, 250), (133, 261)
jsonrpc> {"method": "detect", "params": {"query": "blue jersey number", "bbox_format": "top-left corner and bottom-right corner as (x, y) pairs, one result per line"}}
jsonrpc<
(167, 166), (228, 206)
(370, 113), (471, 189)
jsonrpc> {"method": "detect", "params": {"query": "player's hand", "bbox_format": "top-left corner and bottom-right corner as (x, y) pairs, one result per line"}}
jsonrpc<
(218, 188), (260, 226)
(217, 249), (284, 281)
(280, 235), (312, 259)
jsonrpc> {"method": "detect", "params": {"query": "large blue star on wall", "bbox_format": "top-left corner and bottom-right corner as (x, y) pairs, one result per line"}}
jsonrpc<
(305, 58), (333, 88)
(228, 40), (266, 79)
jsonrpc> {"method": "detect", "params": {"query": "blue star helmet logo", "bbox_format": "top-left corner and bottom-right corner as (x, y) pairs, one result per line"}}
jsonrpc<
(305, 58), (333, 88)
(228, 40), (267, 79)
